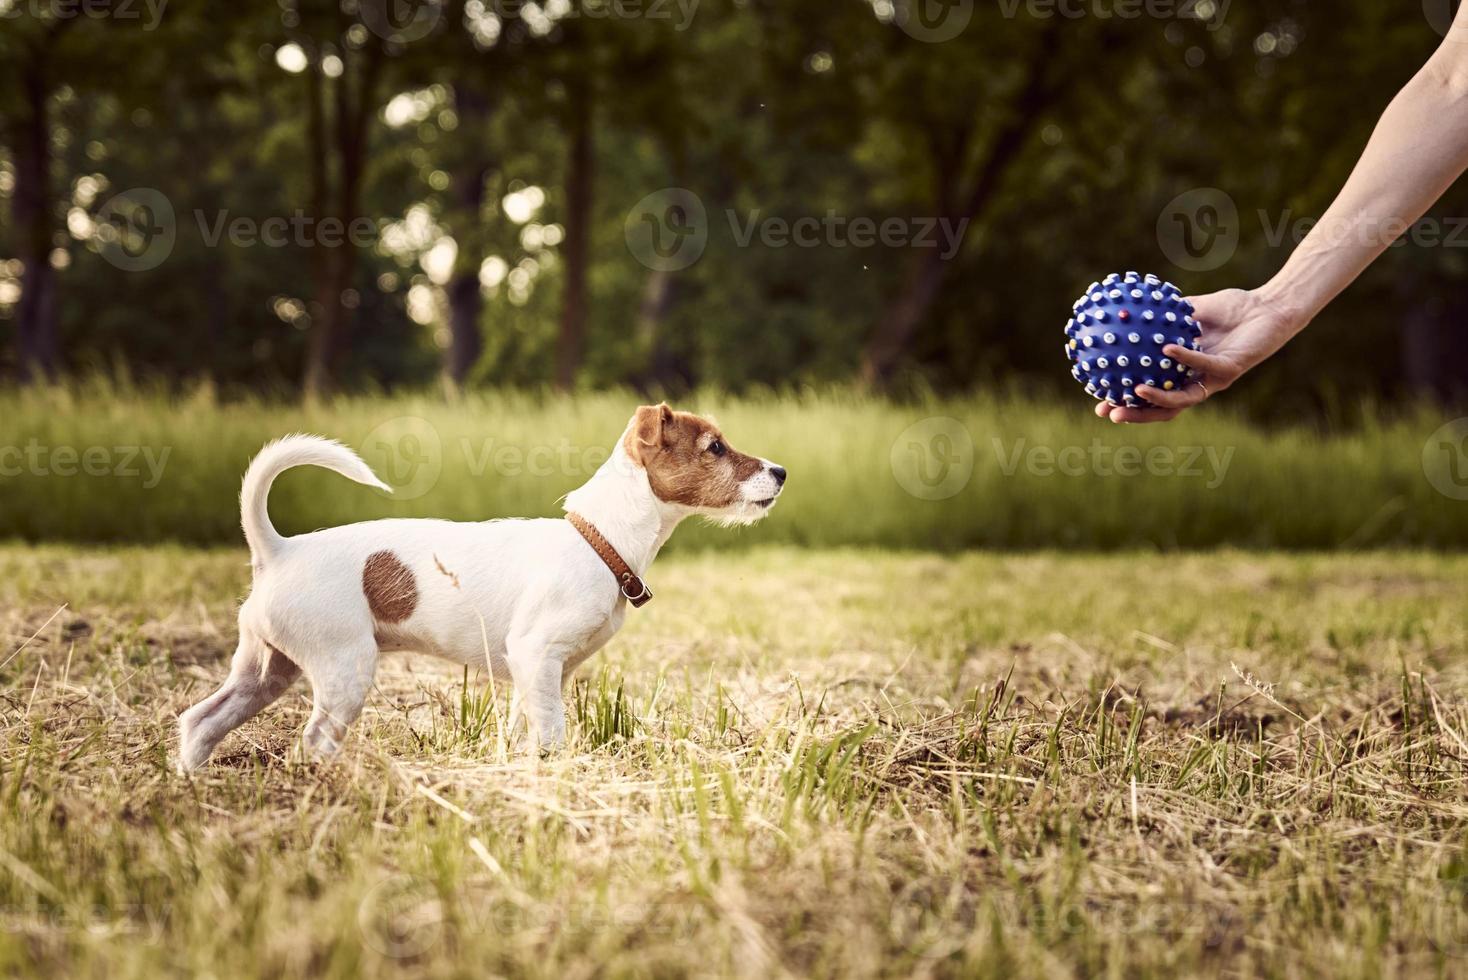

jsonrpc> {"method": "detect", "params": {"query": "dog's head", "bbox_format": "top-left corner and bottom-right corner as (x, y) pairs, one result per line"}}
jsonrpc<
(622, 404), (786, 525)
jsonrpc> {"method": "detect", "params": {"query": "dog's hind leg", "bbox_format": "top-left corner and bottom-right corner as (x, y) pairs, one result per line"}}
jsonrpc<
(300, 640), (379, 761)
(178, 633), (301, 772)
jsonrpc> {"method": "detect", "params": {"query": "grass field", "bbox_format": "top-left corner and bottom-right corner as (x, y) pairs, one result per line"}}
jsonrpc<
(1, 384), (1465, 550)
(3, 544), (1468, 977)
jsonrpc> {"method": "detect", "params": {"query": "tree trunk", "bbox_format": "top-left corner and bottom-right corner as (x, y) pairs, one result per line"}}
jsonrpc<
(859, 22), (1066, 388)
(632, 267), (681, 392)
(860, 250), (949, 388)
(302, 45), (380, 401)
(445, 272), (483, 386)
(301, 58), (335, 400)
(12, 55), (58, 382)
(555, 77), (594, 392)
(443, 88), (494, 389)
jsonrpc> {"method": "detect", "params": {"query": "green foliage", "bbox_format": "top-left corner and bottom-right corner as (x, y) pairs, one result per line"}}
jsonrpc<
(572, 670), (639, 748)
(0, 385), (1463, 549)
(1, 2), (1464, 410)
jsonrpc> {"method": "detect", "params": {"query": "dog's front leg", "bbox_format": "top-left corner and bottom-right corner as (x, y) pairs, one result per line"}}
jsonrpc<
(506, 641), (569, 750)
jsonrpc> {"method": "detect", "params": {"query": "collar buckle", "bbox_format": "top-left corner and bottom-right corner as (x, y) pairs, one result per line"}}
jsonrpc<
(567, 511), (653, 609)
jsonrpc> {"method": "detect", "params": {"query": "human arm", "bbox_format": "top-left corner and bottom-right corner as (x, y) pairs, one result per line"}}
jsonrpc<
(1100, 10), (1468, 422)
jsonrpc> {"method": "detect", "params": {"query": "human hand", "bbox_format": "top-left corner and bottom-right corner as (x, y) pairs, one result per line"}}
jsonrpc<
(1094, 288), (1305, 423)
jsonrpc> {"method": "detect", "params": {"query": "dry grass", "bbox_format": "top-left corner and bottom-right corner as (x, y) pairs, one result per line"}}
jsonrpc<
(2, 545), (1468, 978)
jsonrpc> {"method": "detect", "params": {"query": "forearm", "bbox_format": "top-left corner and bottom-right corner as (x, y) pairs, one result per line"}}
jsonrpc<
(1258, 49), (1468, 333)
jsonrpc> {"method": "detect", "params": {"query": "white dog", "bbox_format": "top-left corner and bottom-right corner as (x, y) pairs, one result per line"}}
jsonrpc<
(177, 403), (785, 770)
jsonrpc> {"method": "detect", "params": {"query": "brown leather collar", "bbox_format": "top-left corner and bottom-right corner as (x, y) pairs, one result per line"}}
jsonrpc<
(566, 512), (653, 608)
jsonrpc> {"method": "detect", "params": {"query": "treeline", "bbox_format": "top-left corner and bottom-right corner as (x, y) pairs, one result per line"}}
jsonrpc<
(0, 0), (1465, 413)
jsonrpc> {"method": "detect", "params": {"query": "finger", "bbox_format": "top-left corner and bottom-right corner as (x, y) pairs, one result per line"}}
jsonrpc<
(1184, 291), (1230, 322)
(1094, 400), (1115, 420)
(1134, 381), (1209, 410)
(1106, 404), (1183, 424)
(1163, 344), (1233, 379)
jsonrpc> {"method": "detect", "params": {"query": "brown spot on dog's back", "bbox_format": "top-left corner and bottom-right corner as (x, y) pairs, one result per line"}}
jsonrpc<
(363, 551), (418, 623)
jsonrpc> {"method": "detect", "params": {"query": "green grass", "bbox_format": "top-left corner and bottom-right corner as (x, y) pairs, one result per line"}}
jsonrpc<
(0, 383), (1464, 549)
(3, 545), (1468, 977)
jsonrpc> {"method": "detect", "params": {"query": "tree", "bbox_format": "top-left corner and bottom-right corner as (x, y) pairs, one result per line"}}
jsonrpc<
(1, 15), (77, 381)
(282, 1), (397, 399)
(855, 16), (1075, 387)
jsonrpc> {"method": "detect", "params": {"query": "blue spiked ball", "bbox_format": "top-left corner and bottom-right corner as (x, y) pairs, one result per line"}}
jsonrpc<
(1064, 272), (1202, 408)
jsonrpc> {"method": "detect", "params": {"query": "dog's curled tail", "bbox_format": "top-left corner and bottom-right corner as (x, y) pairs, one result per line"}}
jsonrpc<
(241, 434), (390, 565)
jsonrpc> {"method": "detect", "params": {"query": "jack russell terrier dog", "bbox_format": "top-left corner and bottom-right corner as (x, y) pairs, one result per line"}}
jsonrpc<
(177, 403), (786, 771)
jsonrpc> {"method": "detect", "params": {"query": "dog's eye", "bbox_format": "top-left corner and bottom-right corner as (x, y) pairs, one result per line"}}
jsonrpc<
(708, 440), (726, 457)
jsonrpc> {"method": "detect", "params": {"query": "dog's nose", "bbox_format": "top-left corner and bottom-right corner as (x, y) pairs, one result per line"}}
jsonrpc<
(770, 465), (787, 486)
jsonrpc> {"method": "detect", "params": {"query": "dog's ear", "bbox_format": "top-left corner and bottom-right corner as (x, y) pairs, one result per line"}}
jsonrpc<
(626, 403), (674, 465)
